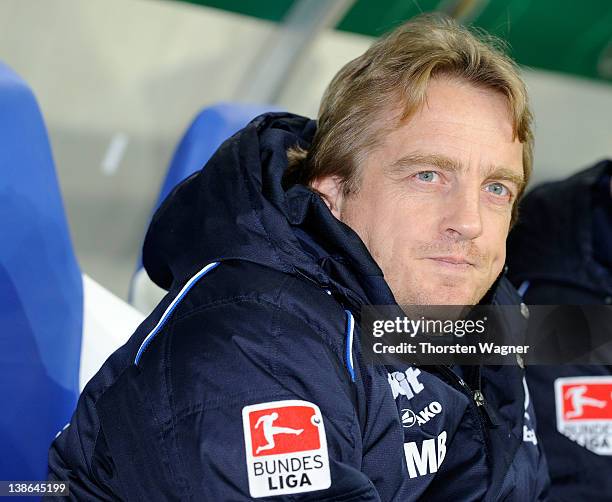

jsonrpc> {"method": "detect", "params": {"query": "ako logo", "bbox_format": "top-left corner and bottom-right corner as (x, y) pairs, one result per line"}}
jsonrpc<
(555, 376), (612, 455)
(401, 401), (443, 428)
(401, 409), (418, 428)
(242, 400), (331, 497)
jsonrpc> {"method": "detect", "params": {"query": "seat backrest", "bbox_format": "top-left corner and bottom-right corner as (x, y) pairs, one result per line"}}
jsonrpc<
(0, 62), (83, 481)
(157, 102), (279, 207)
(130, 102), (278, 312)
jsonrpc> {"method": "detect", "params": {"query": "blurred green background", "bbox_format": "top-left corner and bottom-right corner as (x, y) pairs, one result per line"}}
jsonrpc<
(177, 0), (612, 83)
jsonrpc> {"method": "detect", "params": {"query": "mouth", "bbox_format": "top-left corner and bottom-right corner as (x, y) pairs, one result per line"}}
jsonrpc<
(426, 256), (475, 269)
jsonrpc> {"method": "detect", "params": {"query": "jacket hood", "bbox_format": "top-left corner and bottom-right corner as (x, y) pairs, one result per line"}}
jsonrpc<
(143, 111), (520, 311)
(507, 159), (612, 294)
(143, 112), (388, 307)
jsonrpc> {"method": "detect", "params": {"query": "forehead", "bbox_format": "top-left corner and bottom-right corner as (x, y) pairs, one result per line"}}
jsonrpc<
(373, 77), (523, 172)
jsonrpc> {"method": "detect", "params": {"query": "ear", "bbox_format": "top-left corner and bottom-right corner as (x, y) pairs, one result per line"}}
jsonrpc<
(310, 175), (344, 219)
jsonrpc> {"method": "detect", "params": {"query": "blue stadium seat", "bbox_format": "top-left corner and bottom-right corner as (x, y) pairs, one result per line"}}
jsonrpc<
(0, 63), (82, 482)
(130, 103), (278, 309)
(156, 102), (279, 210)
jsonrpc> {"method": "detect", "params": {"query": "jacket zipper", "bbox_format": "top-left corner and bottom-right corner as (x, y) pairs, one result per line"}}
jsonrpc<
(433, 365), (496, 440)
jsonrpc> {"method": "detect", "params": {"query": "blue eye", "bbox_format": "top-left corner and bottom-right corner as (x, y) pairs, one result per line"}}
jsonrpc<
(416, 171), (437, 182)
(486, 182), (509, 196)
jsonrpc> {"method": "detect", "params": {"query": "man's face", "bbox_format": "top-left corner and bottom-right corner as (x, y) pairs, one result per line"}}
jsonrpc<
(312, 77), (525, 306)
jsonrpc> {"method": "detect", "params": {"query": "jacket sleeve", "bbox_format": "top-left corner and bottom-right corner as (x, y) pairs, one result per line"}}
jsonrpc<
(47, 300), (380, 501)
(46, 390), (122, 501)
(520, 375), (550, 501)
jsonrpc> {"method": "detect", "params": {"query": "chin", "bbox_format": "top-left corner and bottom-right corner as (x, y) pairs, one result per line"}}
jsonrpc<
(391, 273), (483, 306)
(422, 286), (477, 306)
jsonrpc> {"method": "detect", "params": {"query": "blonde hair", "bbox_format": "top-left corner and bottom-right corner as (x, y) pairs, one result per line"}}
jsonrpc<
(284, 13), (533, 222)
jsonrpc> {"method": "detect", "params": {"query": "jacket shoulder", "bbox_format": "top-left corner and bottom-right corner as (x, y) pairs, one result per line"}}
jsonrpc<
(164, 260), (348, 351)
(133, 260), (354, 409)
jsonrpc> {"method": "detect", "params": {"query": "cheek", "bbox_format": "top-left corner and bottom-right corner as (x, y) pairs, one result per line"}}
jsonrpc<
(340, 195), (378, 248)
(343, 186), (392, 229)
(483, 215), (510, 268)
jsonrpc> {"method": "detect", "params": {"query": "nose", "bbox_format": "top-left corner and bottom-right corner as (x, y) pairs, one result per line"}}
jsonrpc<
(440, 185), (483, 240)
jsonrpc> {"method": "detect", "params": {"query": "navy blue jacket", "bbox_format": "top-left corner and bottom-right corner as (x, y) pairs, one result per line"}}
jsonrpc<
(507, 159), (612, 502)
(48, 113), (548, 501)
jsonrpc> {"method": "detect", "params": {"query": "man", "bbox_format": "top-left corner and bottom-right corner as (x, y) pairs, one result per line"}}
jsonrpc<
(507, 159), (612, 501)
(47, 14), (548, 500)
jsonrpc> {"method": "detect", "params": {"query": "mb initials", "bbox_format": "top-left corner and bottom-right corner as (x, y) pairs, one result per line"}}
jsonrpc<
(404, 431), (447, 478)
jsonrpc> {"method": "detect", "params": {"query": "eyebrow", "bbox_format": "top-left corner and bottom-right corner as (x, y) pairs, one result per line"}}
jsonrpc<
(486, 167), (526, 191)
(386, 153), (461, 176)
(385, 152), (525, 191)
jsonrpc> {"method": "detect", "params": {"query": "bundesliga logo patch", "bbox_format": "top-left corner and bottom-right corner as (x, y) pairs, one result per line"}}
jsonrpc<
(242, 400), (331, 497)
(555, 376), (612, 455)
